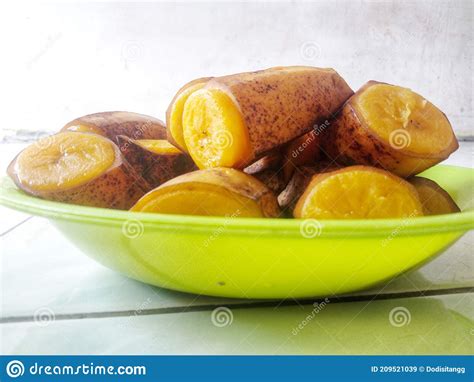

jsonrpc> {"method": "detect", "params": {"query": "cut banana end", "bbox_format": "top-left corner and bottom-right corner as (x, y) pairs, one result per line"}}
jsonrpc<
(132, 184), (263, 217)
(182, 88), (252, 169)
(135, 139), (182, 155)
(166, 78), (211, 152)
(294, 166), (424, 219)
(12, 133), (116, 192)
(8, 132), (149, 209)
(355, 83), (457, 157)
(324, 81), (458, 177)
(409, 176), (460, 215)
(131, 167), (280, 218)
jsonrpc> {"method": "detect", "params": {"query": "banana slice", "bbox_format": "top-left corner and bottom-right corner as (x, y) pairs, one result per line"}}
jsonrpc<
(323, 81), (458, 177)
(294, 165), (424, 219)
(131, 167), (280, 218)
(182, 88), (253, 169)
(8, 132), (149, 209)
(166, 77), (212, 151)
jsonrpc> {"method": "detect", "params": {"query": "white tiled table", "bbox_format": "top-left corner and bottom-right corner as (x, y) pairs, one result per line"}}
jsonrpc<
(1, 143), (472, 355)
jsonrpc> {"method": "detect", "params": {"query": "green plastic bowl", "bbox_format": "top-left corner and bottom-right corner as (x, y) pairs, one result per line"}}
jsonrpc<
(1, 165), (472, 299)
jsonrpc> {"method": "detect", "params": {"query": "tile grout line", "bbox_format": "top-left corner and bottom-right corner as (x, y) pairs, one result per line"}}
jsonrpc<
(0, 216), (33, 237)
(1, 286), (472, 324)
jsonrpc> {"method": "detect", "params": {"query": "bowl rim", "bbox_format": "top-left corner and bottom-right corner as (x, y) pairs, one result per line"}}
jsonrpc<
(1, 165), (473, 238)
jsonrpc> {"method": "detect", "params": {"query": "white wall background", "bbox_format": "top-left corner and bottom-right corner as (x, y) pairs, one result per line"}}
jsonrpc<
(0, 0), (472, 140)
